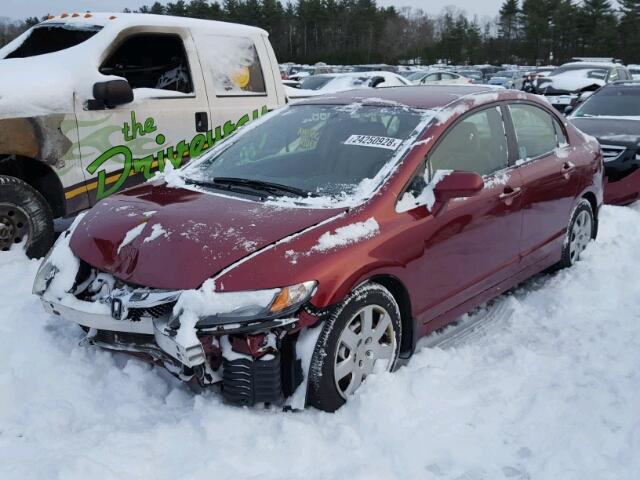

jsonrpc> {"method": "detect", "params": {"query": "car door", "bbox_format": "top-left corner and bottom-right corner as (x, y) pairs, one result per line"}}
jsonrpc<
(74, 28), (211, 207)
(506, 102), (580, 267)
(405, 105), (524, 322)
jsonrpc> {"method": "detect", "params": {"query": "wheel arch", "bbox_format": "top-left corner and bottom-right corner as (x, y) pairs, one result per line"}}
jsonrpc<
(0, 155), (66, 218)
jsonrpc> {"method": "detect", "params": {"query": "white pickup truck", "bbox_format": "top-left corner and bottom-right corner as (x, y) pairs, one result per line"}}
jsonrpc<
(0, 13), (286, 257)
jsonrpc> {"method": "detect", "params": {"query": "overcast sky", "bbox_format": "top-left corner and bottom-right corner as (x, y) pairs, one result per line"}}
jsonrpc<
(2, 0), (500, 21)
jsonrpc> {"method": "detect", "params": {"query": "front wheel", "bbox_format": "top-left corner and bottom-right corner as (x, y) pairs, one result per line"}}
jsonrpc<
(0, 175), (54, 258)
(306, 283), (402, 412)
(556, 199), (595, 269)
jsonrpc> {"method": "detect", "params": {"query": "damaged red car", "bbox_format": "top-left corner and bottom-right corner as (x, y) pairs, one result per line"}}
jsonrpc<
(34, 86), (603, 412)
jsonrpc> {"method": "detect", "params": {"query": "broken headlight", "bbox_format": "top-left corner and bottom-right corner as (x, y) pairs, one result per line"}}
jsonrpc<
(193, 281), (317, 328)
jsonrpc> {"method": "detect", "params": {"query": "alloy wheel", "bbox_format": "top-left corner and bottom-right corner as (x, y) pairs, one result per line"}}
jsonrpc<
(569, 209), (592, 262)
(333, 304), (397, 399)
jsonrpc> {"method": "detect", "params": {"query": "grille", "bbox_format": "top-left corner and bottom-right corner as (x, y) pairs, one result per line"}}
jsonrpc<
(127, 301), (176, 322)
(601, 144), (627, 162)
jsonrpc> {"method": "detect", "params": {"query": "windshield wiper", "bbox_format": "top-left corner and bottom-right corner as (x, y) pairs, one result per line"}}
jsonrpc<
(213, 177), (311, 198)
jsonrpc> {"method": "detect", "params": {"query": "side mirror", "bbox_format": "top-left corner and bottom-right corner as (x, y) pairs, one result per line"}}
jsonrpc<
(90, 80), (133, 110)
(563, 105), (574, 115)
(433, 171), (484, 203)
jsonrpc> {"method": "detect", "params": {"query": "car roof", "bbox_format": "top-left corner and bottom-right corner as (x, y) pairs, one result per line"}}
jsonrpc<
(40, 12), (268, 37)
(295, 85), (503, 110)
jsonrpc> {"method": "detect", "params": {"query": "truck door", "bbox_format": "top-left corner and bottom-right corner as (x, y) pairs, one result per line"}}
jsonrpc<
(191, 32), (281, 142)
(73, 28), (211, 207)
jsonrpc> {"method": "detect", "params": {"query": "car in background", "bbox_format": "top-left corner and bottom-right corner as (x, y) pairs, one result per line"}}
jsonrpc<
(288, 65), (335, 81)
(569, 80), (640, 205)
(409, 71), (472, 85)
(476, 65), (503, 82)
(626, 64), (640, 80)
(488, 70), (524, 89)
(285, 71), (410, 99)
(535, 62), (632, 111)
(35, 86), (602, 412)
(453, 69), (484, 83)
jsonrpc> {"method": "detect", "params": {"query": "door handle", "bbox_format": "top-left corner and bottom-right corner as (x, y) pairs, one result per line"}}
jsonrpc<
(561, 161), (576, 179)
(195, 112), (208, 133)
(499, 186), (522, 205)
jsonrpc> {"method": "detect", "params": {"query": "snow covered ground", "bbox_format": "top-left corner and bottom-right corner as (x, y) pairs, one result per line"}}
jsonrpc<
(1, 203), (639, 480)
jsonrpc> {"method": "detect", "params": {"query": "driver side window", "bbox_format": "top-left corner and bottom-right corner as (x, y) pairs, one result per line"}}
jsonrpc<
(429, 107), (509, 178)
(99, 33), (193, 94)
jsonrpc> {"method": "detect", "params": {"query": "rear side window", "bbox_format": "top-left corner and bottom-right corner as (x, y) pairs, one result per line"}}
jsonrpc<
(202, 35), (266, 96)
(100, 34), (193, 93)
(509, 104), (557, 160)
(430, 107), (509, 177)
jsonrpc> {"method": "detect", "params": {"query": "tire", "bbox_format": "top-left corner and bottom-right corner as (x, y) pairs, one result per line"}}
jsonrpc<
(0, 175), (54, 258)
(556, 199), (595, 270)
(306, 283), (402, 412)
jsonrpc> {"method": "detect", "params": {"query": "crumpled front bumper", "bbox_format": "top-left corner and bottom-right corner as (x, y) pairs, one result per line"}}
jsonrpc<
(40, 291), (301, 370)
(41, 296), (207, 368)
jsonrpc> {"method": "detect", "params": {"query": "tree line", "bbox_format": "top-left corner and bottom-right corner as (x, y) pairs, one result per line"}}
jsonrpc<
(1, 0), (639, 66)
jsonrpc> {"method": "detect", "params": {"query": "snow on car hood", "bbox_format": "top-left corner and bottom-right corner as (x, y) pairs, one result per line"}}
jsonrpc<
(69, 182), (345, 290)
(570, 116), (640, 146)
(538, 70), (606, 93)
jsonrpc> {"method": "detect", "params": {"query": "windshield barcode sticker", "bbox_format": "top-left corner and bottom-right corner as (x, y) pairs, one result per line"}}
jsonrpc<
(344, 135), (403, 150)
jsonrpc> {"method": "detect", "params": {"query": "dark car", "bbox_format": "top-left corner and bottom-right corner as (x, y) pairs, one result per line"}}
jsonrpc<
(535, 62), (632, 111)
(34, 86), (603, 412)
(569, 80), (640, 205)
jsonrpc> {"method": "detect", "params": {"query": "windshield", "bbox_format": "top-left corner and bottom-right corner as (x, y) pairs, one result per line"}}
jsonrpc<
(301, 76), (334, 90)
(407, 72), (427, 81)
(184, 104), (426, 200)
(4, 23), (102, 59)
(573, 88), (640, 117)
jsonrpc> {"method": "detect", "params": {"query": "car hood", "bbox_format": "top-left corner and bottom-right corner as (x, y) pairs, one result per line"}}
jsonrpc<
(570, 117), (640, 147)
(537, 75), (605, 95)
(70, 182), (345, 290)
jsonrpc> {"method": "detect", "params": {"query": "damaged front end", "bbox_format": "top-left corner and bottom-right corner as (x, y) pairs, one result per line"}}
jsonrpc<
(35, 234), (321, 407)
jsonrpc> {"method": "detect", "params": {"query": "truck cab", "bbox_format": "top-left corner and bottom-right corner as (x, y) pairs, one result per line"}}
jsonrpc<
(0, 13), (286, 257)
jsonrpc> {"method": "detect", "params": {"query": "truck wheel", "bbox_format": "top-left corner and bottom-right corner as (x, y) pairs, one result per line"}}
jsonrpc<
(306, 283), (402, 412)
(0, 175), (54, 258)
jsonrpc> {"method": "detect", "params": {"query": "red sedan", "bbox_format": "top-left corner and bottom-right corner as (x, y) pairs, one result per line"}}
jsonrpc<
(34, 86), (603, 411)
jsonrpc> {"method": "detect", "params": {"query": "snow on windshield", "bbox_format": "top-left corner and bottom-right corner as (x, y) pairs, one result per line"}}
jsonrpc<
(177, 103), (434, 209)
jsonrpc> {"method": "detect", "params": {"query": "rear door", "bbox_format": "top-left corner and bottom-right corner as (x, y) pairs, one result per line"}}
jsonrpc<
(407, 105), (524, 322)
(505, 102), (579, 267)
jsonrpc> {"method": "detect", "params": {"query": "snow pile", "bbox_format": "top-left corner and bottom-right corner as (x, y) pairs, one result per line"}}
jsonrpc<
(313, 217), (379, 252)
(1, 203), (639, 479)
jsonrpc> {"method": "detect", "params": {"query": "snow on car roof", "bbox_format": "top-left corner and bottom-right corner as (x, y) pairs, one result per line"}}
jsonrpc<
(41, 12), (268, 37)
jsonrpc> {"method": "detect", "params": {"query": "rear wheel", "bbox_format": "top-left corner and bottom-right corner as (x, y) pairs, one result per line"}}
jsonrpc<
(557, 199), (595, 269)
(0, 176), (54, 258)
(306, 283), (401, 412)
